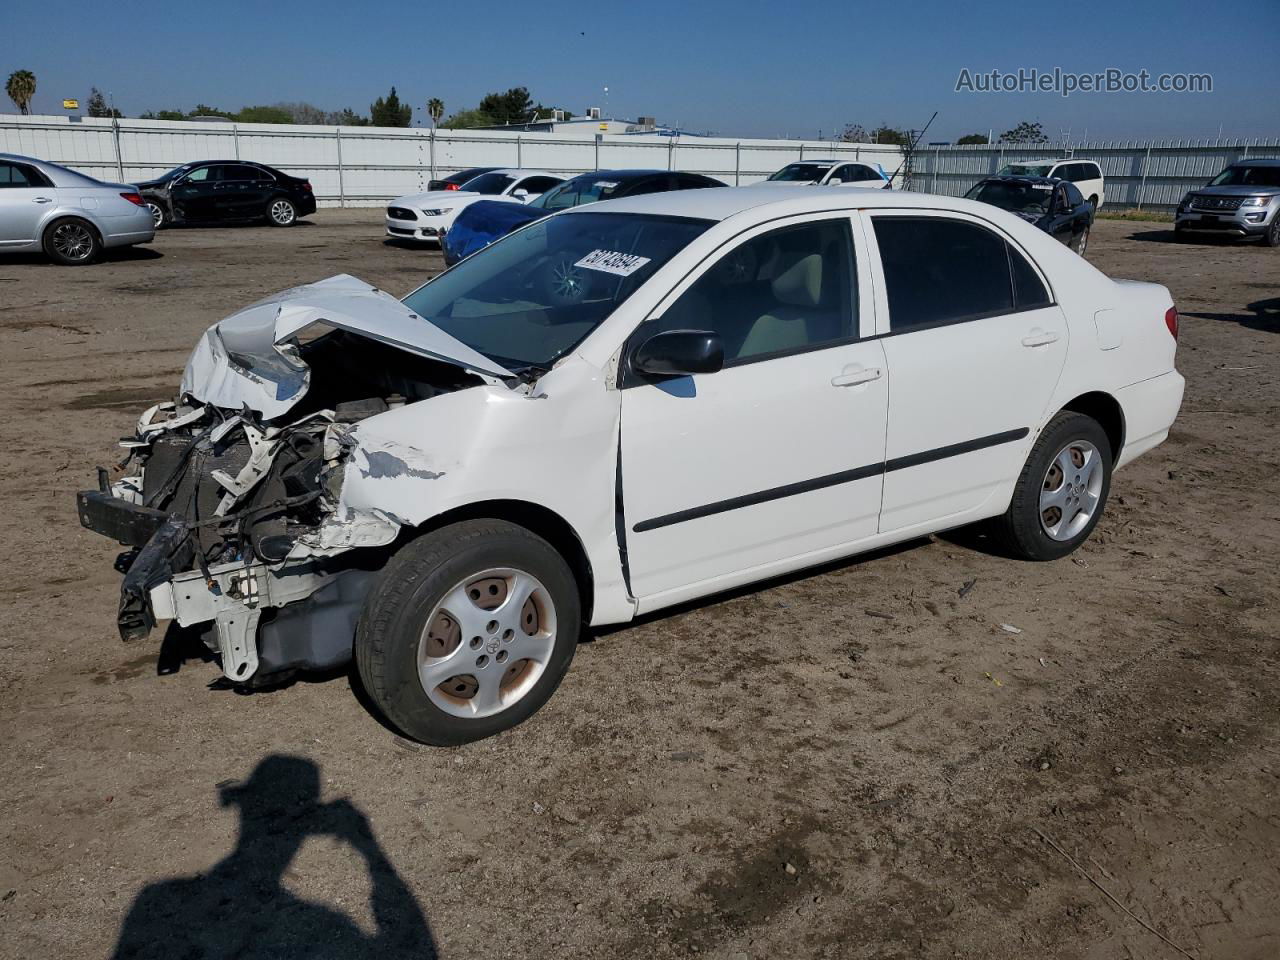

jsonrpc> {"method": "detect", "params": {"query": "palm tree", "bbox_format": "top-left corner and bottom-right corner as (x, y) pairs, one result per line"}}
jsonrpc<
(6, 69), (36, 115)
(427, 98), (444, 130)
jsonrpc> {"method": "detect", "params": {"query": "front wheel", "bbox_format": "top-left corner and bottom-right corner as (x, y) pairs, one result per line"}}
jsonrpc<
(356, 520), (580, 745)
(266, 197), (297, 227)
(991, 412), (1112, 561)
(1264, 213), (1280, 248)
(1072, 223), (1090, 256)
(43, 217), (102, 265)
(146, 200), (168, 229)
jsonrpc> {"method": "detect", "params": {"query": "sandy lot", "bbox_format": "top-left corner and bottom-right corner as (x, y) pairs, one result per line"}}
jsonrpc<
(1, 212), (1277, 960)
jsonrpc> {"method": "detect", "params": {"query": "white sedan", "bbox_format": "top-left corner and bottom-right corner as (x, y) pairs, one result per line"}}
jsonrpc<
(761, 159), (892, 189)
(385, 168), (564, 243)
(80, 185), (1184, 746)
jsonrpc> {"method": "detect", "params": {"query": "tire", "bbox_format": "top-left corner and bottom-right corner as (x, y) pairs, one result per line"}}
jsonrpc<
(1088, 196), (1098, 213)
(146, 200), (168, 229)
(43, 217), (102, 266)
(1072, 223), (1090, 256)
(356, 520), (581, 746)
(266, 197), (298, 227)
(991, 412), (1112, 562)
(1264, 213), (1280, 248)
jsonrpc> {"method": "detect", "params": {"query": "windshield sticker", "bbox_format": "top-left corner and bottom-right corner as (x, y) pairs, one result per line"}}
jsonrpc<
(575, 249), (652, 276)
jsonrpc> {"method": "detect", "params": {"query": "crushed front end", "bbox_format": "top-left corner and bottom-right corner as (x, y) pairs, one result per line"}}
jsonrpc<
(76, 274), (512, 685)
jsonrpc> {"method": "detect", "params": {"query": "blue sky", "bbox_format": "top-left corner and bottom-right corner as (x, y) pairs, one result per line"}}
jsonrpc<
(3, 0), (1277, 141)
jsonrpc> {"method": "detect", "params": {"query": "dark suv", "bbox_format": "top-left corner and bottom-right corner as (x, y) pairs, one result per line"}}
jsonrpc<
(1175, 159), (1280, 245)
(137, 161), (316, 228)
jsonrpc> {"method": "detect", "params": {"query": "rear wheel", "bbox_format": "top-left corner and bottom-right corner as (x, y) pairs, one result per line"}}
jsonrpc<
(356, 520), (580, 745)
(43, 217), (101, 265)
(992, 412), (1112, 561)
(1072, 223), (1091, 256)
(266, 197), (297, 227)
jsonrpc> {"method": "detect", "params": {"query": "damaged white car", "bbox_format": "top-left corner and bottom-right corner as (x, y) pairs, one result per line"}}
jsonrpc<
(79, 186), (1184, 745)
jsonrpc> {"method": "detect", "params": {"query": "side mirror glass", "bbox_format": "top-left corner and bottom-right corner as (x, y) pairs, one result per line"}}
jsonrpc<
(512, 189), (529, 200)
(633, 329), (724, 377)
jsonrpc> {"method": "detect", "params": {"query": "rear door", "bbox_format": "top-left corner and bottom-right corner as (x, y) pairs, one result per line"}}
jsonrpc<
(864, 211), (1068, 533)
(620, 213), (888, 607)
(0, 160), (53, 245)
(216, 163), (273, 218)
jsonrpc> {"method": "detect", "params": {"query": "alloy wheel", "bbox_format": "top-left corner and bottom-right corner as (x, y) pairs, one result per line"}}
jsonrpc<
(51, 222), (95, 261)
(1039, 440), (1103, 541)
(417, 568), (558, 719)
(270, 200), (296, 225)
(146, 202), (164, 228)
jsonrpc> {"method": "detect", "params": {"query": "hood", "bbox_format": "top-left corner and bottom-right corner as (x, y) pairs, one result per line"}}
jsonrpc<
(393, 189), (480, 206)
(180, 274), (514, 419)
(1190, 184), (1280, 197)
(755, 180), (811, 188)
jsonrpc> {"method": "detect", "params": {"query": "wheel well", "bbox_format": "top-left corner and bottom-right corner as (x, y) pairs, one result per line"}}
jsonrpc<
(45, 215), (102, 244)
(413, 501), (594, 622)
(1061, 392), (1124, 461)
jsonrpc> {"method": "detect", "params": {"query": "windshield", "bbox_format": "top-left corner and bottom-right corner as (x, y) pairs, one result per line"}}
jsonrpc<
(767, 163), (832, 182)
(534, 176), (627, 212)
(965, 180), (1053, 214)
(998, 163), (1054, 178)
(158, 164), (193, 181)
(1209, 165), (1280, 188)
(458, 172), (516, 195)
(402, 212), (711, 370)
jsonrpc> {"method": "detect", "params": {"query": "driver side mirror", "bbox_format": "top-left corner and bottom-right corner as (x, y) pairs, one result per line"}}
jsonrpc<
(633, 329), (724, 377)
(512, 189), (529, 201)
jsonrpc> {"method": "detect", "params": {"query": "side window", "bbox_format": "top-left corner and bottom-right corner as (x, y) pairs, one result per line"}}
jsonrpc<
(0, 162), (33, 187)
(1052, 164), (1072, 182)
(1081, 163), (1101, 180)
(872, 217), (1014, 332)
(676, 174), (713, 190)
(653, 218), (856, 365)
(1008, 244), (1052, 311)
(182, 165), (215, 183)
(516, 176), (560, 195)
(221, 164), (260, 181)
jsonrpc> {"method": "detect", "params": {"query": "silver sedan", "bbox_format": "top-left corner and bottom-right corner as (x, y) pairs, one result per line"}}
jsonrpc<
(0, 152), (155, 265)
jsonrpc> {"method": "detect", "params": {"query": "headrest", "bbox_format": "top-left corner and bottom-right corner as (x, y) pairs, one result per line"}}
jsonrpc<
(772, 254), (822, 308)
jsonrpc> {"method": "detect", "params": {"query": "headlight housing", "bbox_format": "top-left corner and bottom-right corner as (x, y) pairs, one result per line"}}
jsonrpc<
(1241, 196), (1274, 207)
(421, 208), (452, 217)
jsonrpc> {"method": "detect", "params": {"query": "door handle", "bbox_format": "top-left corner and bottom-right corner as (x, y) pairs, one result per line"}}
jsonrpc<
(33, 196), (53, 203)
(1021, 330), (1060, 348)
(831, 367), (883, 387)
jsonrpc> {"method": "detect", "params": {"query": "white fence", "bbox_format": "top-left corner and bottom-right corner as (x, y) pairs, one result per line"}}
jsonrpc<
(907, 139), (1280, 212)
(0, 114), (904, 206)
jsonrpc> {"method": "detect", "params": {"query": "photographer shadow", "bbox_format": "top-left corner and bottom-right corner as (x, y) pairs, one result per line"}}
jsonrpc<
(111, 755), (437, 959)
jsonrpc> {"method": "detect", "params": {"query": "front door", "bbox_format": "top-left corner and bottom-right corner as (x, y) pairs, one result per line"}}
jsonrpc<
(620, 213), (888, 607)
(865, 211), (1069, 533)
(171, 165), (220, 220)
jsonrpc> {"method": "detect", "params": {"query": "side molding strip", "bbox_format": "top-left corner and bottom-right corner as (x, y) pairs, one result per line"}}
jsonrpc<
(632, 428), (1030, 533)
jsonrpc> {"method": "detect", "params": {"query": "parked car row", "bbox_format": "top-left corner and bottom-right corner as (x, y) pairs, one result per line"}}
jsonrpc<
(0, 152), (315, 265)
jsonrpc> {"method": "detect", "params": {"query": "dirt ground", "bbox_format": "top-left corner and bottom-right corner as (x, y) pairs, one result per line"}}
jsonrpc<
(1, 211), (1277, 960)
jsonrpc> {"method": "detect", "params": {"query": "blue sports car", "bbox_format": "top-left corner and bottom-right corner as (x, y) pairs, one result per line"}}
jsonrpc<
(442, 169), (725, 266)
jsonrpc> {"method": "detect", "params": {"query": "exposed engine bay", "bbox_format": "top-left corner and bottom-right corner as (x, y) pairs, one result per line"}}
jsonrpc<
(76, 275), (513, 685)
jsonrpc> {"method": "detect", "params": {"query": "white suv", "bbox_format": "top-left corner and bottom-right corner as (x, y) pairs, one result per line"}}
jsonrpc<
(998, 159), (1105, 210)
(763, 159), (891, 189)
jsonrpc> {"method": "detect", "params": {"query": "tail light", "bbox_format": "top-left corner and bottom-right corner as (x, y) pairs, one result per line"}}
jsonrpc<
(120, 192), (145, 207)
(302, 181), (313, 193)
(445, 182), (461, 190)
(1164, 306), (1179, 340)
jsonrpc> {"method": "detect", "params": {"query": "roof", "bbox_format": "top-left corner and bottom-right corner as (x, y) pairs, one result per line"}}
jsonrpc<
(575, 183), (992, 223)
(975, 175), (1059, 186)
(484, 168), (558, 178)
(1230, 158), (1280, 166)
(563, 169), (676, 181)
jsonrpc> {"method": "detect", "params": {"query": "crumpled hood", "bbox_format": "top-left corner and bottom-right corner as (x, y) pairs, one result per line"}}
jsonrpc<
(180, 274), (513, 419)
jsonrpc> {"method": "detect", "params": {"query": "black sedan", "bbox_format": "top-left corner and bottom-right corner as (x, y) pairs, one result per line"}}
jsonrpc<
(137, 161), (317, 228)
(426, 166), (501, 192)
(442, 169), (725, 266)
(964, 176), (1093, 254)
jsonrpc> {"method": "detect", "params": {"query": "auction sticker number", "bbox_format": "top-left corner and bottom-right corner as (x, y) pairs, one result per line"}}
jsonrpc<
(574, 249), (652, 277)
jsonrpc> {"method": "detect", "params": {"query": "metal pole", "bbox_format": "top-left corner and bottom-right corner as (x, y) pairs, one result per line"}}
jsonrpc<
(232, 123), (240, 160)
(429, 128), (436, 181)
(335, 127), (345, 209)
(111, 118), (123, 181)
(734, 142), (740, 185)
(667, 136), (674, 171)
(933, 144), (939, 193)
(1137, 143), (1152, 210)
(517, 135), (522, 168)
(594, 134), (600, 171)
